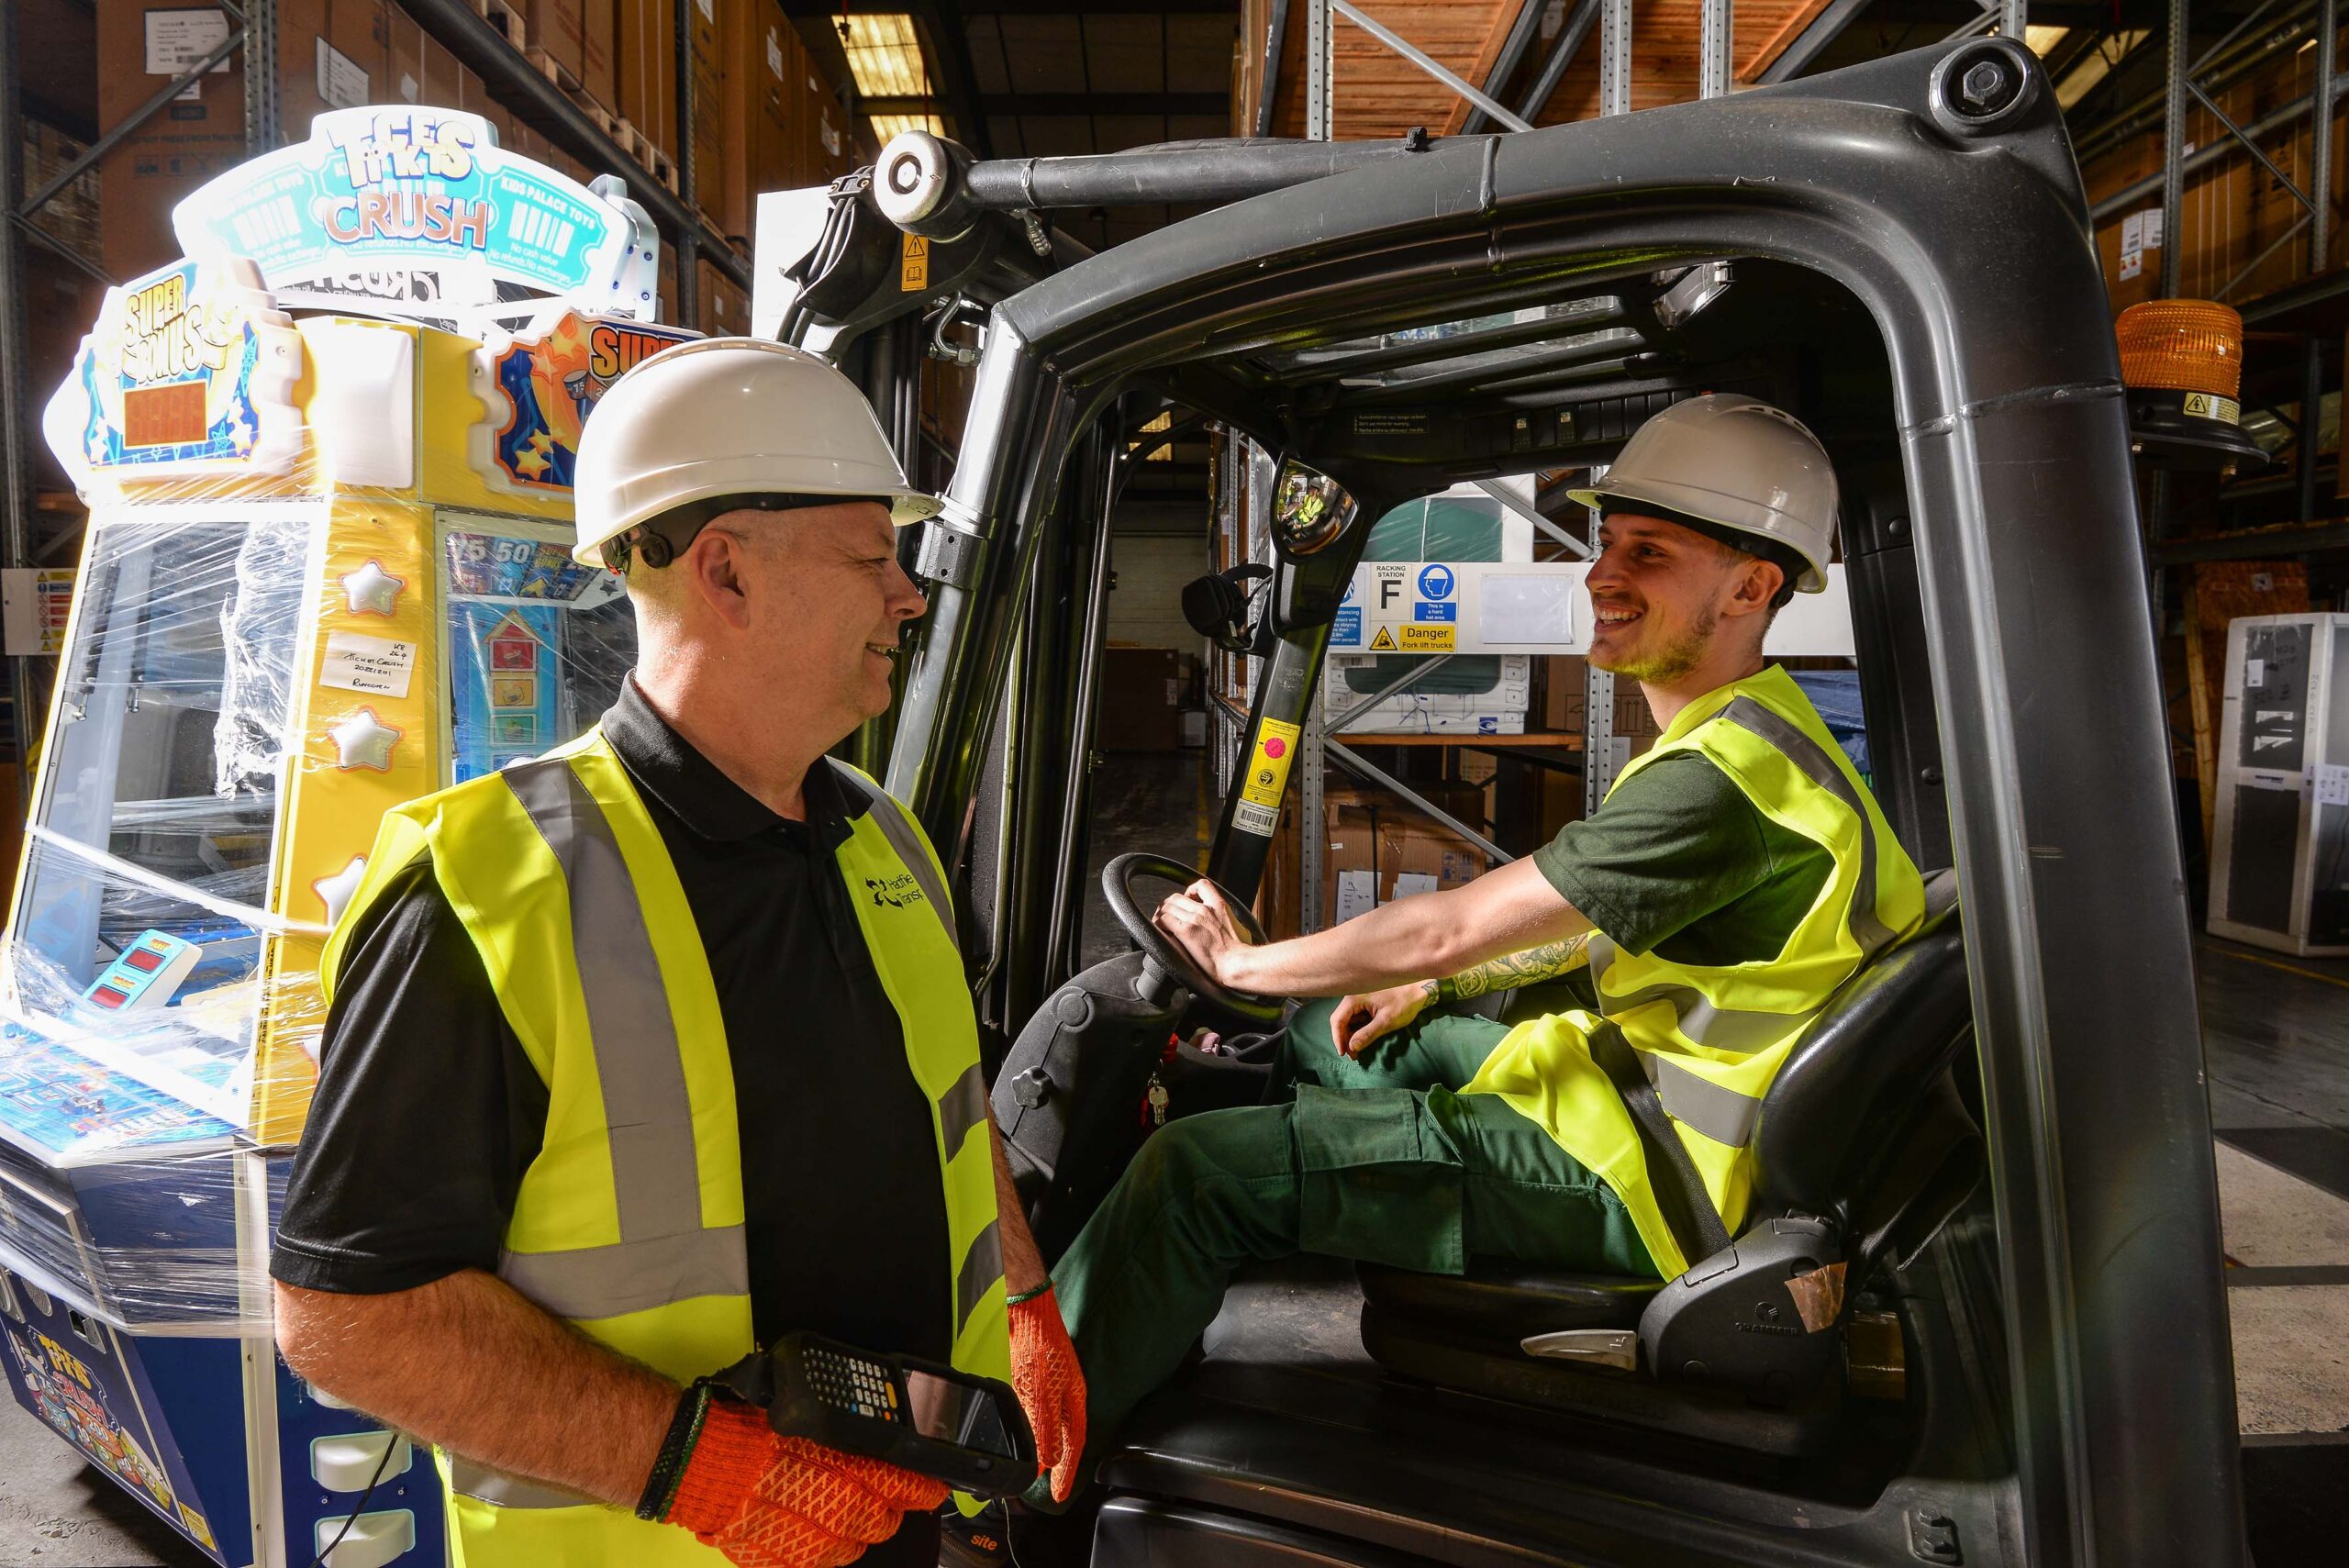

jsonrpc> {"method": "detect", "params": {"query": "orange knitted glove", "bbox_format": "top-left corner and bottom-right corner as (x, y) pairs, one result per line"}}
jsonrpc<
(663, 1398), (950, 1568)
(1008, 1288), (1087, 1503)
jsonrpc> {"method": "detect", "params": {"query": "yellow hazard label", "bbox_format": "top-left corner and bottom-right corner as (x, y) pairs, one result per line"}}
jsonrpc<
(2182, 391), (2241, 425)
(1240, 717), (1302, 815)
(1398, 624), (1456, 651)
(1368, 625), (1397, 651)
(901, 235), (930, 292)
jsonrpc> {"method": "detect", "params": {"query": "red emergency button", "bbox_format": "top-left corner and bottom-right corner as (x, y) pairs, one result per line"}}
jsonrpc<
(125, 949), (162, 973)
(91, 985), (128, 1009)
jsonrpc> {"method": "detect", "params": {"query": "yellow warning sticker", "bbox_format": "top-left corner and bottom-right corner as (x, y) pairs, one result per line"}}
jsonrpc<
(1398, 624), (1456, 651)
(1232, 717), (1302, 837)
(2182, 391), (2241, 425)
(901, 235), (930, 292)
(1368, 625), (1397, 651)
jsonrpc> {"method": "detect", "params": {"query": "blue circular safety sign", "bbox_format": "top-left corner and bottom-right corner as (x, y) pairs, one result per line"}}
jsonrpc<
(1418, 564), (1454, 599)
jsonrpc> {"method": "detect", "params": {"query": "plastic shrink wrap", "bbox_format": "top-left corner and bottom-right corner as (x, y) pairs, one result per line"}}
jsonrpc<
(0, 108), (691, 1342)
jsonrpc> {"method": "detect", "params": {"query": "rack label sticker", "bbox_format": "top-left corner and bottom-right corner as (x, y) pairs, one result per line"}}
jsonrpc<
(320, 631), (417, 699)
(1398, 624), (1456, 651)
(1233, 717), (1303, 837)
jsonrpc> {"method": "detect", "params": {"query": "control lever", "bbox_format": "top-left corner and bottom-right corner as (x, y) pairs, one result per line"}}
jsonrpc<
(1519, 1329), (1638, 1373)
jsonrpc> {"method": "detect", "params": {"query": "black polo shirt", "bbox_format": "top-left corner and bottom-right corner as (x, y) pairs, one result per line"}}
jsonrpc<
(273, 681), (952, 1562)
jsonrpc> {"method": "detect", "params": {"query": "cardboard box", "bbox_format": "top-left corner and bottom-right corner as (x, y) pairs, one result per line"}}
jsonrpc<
(696, 257), (750, 336)
(96, 2), (251, 276)
(687, 0), (725, 215)
(529, 0), (587, 82)
(718, 0), (793, 239)
(387, 7), (426, 104)
(1261, 783), (1489, 938)
(422, 30), (463, 108)
(1096, 647), (1190, 751)
(321, 0), (389, 112)
(1381, 812), (1488, 903)
(619, 0), (677, 156)
(583, 0), (618, 107)
(95, 0), (421, 274)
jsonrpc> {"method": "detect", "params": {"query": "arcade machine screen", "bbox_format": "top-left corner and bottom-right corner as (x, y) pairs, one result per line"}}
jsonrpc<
(439, 515), (634, 784)
(6, 511), (310, 1132)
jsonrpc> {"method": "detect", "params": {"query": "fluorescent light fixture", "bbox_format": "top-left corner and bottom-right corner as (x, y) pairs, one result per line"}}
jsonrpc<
(1132, 410), (1174, 462)
(869, 112), (945, 143)
(2022, 25), (2069, 58)
(841, 13), (932, 99)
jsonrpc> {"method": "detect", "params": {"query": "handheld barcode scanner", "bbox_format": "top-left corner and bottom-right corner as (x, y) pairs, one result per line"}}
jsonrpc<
(717, 1333), (1036, 1496)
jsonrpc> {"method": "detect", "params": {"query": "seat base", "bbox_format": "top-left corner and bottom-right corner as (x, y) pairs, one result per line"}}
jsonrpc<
(1355, 1260), (1662, 1337)
(1358, 1303), (1844, 1457)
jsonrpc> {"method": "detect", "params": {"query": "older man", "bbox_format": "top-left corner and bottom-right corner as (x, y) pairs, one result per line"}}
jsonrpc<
(272, 339), (1081, 1567)
(1031, 395), (1925, 1504)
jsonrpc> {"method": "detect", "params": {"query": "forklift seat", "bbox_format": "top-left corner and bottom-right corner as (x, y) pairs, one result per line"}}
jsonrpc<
(1358, 874), (1974, 1452)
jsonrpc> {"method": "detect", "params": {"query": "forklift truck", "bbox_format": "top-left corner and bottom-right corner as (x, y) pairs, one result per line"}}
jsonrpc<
(764, 36), (2239, 1568)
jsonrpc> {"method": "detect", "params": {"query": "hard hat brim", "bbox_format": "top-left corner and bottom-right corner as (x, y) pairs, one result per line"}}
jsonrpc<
(1567, 478), (1831, 594)
(575, 484), (943, 566)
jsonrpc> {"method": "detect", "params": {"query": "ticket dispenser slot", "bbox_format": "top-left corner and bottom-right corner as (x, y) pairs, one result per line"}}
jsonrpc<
(311, 1429), (413, 1492)
(312, 1509), (416, 1568)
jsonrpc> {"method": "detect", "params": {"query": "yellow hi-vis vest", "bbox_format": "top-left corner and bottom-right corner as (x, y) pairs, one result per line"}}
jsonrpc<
(319, 727), (1012, 1567)
(1464, 665), (1925, 1280)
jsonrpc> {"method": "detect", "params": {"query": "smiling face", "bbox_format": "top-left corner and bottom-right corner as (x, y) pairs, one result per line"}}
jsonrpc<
(690, 499), (927, 737)
(1584, 511), (1782, 684)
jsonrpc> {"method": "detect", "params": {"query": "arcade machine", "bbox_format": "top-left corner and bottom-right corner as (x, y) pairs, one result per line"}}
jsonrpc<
(0, 106), (696, 1567)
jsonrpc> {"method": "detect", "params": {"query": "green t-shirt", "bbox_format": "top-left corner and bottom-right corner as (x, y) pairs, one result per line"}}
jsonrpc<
(1531, 751), (1832, 968)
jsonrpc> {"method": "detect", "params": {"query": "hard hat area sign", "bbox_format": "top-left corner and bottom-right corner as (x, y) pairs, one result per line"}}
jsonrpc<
(1332, 562), (1486, 652)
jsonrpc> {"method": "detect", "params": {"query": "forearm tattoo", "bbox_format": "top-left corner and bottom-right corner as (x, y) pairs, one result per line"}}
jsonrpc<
(1437, 934), (1592, 1004)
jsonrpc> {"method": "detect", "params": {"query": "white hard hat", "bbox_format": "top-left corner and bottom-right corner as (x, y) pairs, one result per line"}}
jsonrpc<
(1568, 394), (1838, 593)
(571, 337), (941, 566)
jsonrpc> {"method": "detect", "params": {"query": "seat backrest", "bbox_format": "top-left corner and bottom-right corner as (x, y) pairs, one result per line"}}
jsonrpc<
(1748, 895), (1972, 1217)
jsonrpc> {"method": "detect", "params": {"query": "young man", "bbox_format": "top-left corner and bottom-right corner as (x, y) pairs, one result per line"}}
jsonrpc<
(1034, 394), (1926, 1503)
(272, 340), (1083, 1568)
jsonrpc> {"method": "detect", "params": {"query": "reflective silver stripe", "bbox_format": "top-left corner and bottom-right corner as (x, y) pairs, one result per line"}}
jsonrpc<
(1642, 1051), (1762, 1148)
(956, 1219), (1004, 1331)
(1717, 696), (1900, 954)
(502, 757), (714, 1313)
(447, 1457), (586, 1510)
(829, 762), (959, 951)
(1588, 934), (1807, 1055)
(1590, 934), (1807, 1055)
(938, 1062), (990, 1165)
(497, 1225), (751, 1319)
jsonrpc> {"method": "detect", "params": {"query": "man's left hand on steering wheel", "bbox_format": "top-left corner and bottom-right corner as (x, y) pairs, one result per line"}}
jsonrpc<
(1153, 880), (1258, 990)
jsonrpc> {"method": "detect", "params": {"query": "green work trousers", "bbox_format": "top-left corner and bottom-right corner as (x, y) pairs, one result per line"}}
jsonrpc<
(1030, 996), (1654, 1506)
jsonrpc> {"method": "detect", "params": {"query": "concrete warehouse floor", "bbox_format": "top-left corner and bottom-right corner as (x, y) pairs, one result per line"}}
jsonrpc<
(3, 753), (2343, 1565)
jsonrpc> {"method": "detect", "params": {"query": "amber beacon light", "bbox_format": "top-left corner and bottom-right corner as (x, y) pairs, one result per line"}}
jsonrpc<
(2116, 299), (2262, 472)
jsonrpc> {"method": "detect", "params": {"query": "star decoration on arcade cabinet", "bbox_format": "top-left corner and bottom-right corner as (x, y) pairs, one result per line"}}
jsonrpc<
(339, 559), (406, 617)
(515, 431), (555, 479)
(543, 317), (590, 372)
(328, 707), (403, 772)
(313, 856), (369, 925)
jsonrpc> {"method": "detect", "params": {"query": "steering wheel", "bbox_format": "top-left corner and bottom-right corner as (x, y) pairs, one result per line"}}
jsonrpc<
(1102, 853), (1283, 1025)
